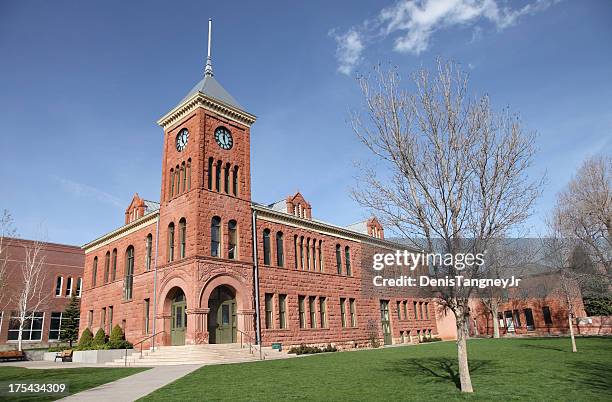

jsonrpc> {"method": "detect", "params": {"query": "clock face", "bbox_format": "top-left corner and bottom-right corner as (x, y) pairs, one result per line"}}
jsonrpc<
(176, 128), (189, 152)
(214, 127), (233, 150)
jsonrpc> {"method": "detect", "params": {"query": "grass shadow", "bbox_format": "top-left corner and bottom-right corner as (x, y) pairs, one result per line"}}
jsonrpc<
(569, 360), (612, 393)
(520, 344), (565, 352)
(387, 357), (495, 390)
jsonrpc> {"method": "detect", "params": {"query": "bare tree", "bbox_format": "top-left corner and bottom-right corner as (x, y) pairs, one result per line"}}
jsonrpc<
(351, 60), (542, 392)
(15, 240), (49, 351)
(555, 155), (611, 278)
(0, 210), (17, 309)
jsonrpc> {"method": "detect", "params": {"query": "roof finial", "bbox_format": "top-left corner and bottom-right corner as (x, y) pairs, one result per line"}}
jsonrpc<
(204, 18), (214, 77)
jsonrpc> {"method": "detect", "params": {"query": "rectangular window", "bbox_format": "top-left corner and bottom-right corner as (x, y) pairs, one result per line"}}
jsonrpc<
(424, 302), (429, 320)
(542, 306), (553, 325)
(319, 297), (327, 328)
(413, 301), (418, 319)
(100, 308), (106, 332)
(264, 293), (273, 329)
(49, 312), (62, 341)
(309, 296), (317, 328)
(65, 277), (73, 297)
(294, 236), (298, 269)
(512, 310), (521, 327)
(419, 302), (423, 320)
(402, 301), (407, 320)
(8, 312), (44, 341)
(279, 294), (287, 329)
(88, 310), (93, 328)
(340, 298), (347, 328)
(108, 306), (114, 333)
(144, 299), (150, 334)
(55, 277), (63, 297)
(349, 298), (357, 327)
(298, 296), (306, 329)
(76, 278), (82, 298)
(396, 301), (401, 320)
(524, 308), (535, 330)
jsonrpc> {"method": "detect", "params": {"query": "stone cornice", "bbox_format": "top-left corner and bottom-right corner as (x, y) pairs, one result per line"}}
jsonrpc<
(82, 211), (159, 253)
(252, 204), (416, 251)
(157, 93), (256, 129)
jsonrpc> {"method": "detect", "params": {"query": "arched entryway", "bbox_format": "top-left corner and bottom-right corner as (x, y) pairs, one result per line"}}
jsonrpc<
(207, 285), (237, 344)
(169, 287), (187, 345)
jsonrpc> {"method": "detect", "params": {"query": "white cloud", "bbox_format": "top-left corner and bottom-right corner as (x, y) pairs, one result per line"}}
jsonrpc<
(332, 0), (558, 74)
(332, 29), (365, 75)
(52, 175), (125, 210)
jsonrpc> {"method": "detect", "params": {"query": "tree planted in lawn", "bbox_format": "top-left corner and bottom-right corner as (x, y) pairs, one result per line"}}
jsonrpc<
(61, 295), (80, 348)
(351, 59), (542, 392)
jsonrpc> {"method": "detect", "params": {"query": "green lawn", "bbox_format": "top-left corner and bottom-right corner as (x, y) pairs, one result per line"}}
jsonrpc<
(0, 366), (147, 401)
(141, 337), (612, 401)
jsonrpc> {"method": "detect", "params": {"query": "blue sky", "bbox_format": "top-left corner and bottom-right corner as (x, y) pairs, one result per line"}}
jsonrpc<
(0, 0), (610, 245)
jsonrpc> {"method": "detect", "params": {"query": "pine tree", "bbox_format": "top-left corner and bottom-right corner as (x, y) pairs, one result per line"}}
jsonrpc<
(61, 294), (80, 348)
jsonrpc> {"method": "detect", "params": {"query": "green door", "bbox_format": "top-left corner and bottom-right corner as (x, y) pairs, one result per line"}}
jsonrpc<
(171, 294), (187, 346)
(380, 300), (392, 345)
(216, 300), (236, 344)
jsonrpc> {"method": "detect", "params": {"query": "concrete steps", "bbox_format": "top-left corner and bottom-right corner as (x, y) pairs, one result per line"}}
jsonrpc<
(105, 343), (291, 367)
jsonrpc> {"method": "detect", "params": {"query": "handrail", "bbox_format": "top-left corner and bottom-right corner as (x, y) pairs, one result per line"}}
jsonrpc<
(237, 329), (263, 360)
(124, 330), (166, 367)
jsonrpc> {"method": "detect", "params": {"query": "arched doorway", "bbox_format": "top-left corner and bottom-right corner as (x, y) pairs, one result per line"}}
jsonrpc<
(170, 288), (187, 345)
(207, 285), (237, 343)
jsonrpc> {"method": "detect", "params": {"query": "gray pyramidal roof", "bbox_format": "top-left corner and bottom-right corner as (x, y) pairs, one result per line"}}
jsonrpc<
(180, 74), (242, 110)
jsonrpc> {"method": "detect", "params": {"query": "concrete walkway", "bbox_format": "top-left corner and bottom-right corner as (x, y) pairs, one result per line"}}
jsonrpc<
(60, 364), (202, 401)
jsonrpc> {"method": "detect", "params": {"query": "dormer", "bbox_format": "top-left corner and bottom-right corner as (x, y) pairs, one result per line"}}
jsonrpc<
(125, 193), (160, 224)
(267, 192), (312, 219)
(366, 217), (384, 239)
(346, 216), (385, 239)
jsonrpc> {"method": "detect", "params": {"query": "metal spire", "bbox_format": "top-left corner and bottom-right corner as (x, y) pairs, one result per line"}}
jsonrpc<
(204, 18), (214, 77)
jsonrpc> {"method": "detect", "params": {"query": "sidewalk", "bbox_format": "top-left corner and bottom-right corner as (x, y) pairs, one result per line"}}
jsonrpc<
(60, 364), (202, 401)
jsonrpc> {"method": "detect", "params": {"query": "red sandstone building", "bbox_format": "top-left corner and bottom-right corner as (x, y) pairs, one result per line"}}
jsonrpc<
(0, 239), (84, 350)
(79, 36), (438, 349)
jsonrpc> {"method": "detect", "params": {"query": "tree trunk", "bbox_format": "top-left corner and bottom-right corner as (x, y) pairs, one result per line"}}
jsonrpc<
(17, 321), (24, 352)
(568, 312), (577, 353)
(456, 315), (474, 392)
(492, 303), (500, 339)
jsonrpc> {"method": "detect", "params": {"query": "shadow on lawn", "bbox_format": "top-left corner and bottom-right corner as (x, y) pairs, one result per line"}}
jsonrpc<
(569, 361), (612, 393)
(388, 358), (495, 389)
(520, 343), (565, 352)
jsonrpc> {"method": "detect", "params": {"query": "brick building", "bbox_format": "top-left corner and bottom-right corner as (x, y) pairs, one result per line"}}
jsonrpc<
(79, 30), (438, 349)
(0, 238), (84, 350)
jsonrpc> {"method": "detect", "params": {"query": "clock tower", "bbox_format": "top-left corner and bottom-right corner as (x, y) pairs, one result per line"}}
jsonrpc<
(155, 19), (257, 345)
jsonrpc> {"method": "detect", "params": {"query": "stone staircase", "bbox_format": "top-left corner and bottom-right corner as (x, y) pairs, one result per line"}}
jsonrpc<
(105, 343), (292, 367)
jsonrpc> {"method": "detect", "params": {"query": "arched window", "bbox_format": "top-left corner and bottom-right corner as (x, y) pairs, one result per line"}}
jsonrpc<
(300, 236), (304, 269)
(104, 251), (110, 283)
(336, 244), (342, 274)
(179, 218), (186, 259)
(92, 257), (98, 287)
(224, 163), (231, 194)
(293, 235), (298, 269)
(175, 166), (180, 194)
(187, 159), (192, 191)
(111, 248), (117, 281)
(55, 276), (63, 297)
(169, 168), (175, 198)
(312, 238), (317, 271)
(345, 246), (352, 276)
(168, 222), (175, 262)
(181, 162), (187, 192)
(65, 276), (73, 297)
(232, 166), (239, 196)
(306, 238), (311, 270)
(215, 161), (222, 191)
(228, 220), (237, 259)
(276, 232), (284, 267)
(262, 229), (271, 265)
(76, 278), (82, 298)
(318, 240), (323, 272)
(211, 216), (221, 257)
(124, 246), (134, 300)
(145, 234), (153, 271)
(208, 157), (214, 190)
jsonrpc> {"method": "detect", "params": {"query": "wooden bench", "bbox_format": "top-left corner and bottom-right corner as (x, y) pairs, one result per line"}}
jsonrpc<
(54, 349), (73, 362)
(0, 350), (26, 362)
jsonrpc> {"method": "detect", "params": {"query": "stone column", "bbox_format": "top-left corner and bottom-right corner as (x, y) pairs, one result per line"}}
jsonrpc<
(187, 308), (210, 344)
(237, 308), (256, 341)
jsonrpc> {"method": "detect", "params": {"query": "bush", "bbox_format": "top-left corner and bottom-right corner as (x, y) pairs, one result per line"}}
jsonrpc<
(420, 337), (442, 343)
(78, 328), (94, 349)
(93, 328), (107, 346)
(288, 344), (338, 355)
(107, 324), (133, 349)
